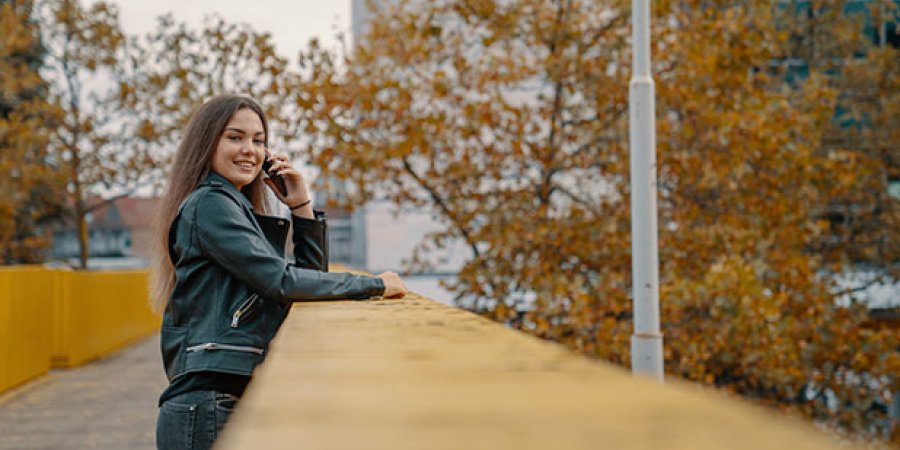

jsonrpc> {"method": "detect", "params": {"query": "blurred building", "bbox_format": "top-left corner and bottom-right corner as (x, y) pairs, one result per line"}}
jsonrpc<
(314, 191), (368, 270)
(321, 0), (467, 279)
(51, 196), (161, 263)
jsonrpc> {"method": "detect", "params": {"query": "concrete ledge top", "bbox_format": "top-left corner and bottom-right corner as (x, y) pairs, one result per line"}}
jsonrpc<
(217, 290), (843, 449)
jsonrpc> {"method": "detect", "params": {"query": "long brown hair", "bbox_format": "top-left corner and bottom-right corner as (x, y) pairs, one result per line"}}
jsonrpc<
(149, 94), (271, 313)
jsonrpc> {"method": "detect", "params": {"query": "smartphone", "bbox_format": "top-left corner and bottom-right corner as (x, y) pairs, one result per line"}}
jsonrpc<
(262, 155), (288, 196)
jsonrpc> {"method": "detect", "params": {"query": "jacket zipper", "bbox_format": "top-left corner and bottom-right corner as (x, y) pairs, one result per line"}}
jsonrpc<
(231, 293), (260, 328)
(185, 342), (264, 355)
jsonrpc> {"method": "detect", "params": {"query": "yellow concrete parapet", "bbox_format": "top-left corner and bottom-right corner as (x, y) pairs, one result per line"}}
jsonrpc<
(0, 266), (53, 394)
(50, 269), (161, 368)
(0, 266), (160, 394)
(217, 289), (845, 449)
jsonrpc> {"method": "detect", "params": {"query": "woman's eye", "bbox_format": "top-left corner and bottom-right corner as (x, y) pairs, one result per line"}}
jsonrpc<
(227, 135), (241, 141)
(253, 140), (265, 145)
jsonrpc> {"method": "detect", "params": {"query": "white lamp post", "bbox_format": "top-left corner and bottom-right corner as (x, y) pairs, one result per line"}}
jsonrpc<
(629, 0), (664, 380)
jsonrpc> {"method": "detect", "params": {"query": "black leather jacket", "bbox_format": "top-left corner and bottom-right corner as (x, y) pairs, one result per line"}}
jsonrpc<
(160, 171), (384, 382)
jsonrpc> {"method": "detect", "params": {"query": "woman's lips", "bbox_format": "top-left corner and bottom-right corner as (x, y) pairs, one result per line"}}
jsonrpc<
(234, 161), (256, 171)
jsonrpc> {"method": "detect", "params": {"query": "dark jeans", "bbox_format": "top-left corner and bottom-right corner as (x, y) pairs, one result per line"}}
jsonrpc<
(156, 390), (238, 450)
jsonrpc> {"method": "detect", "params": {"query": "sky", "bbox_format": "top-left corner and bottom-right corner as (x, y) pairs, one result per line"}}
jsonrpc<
(91, 0), (351, 59)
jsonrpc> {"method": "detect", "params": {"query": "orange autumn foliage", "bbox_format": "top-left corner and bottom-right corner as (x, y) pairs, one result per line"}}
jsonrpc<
(0, 0), (65, 263)
(294, 0), (900, 442)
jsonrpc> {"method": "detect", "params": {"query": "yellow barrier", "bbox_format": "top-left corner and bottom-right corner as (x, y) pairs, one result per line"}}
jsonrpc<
(51, 269), (161, 368)
(0, 267), (161, 393)
(0, 266), (53, 395)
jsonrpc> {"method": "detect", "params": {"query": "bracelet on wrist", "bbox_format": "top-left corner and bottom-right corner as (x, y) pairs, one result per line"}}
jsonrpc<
(288, 198), (311, 210)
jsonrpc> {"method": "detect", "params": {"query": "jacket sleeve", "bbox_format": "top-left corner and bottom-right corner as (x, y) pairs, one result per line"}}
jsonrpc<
(291, 211), (328, 272)
(193, 189), (384, 303)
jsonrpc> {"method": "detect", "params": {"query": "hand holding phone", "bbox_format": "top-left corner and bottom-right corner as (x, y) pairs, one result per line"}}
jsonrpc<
(262, 154), (288, 197)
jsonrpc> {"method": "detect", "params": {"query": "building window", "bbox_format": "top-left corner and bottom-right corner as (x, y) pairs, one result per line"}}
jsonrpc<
(889, 179), (900, 200)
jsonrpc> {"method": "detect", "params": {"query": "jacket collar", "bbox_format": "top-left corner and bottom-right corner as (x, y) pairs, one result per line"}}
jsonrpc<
(200, 171), (254, 211)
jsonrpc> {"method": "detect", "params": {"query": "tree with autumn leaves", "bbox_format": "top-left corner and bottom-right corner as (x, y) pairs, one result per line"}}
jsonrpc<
(0, 0), (65, 263)
(39, 0), (302, 268)
(36, 0), (148, 269)
(1, 0), (299, 268)
(294, 0), (900, 441)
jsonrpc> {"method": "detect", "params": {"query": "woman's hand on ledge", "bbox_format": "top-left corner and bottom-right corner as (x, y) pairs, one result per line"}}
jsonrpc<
(377, 272), (408, 299)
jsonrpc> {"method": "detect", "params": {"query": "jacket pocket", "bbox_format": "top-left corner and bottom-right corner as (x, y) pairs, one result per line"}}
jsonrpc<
(160, 326), (187, 380)
(230, 293), (261, 328)
(156, 399), (196, 448)
(185, 342), (265, 355)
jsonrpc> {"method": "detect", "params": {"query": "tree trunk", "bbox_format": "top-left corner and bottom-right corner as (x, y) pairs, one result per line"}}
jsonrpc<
(75, 205), (88, 269)
(70, 146), (88, 269)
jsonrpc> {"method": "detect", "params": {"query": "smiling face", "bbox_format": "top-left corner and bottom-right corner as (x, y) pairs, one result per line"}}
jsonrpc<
(210, 108), (267, 190)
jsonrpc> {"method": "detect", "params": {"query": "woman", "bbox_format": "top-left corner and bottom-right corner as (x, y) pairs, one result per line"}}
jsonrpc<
(149, 94), (407, 450)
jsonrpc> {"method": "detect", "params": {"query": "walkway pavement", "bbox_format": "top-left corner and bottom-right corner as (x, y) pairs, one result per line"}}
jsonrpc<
(0, 334), (166, 450)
